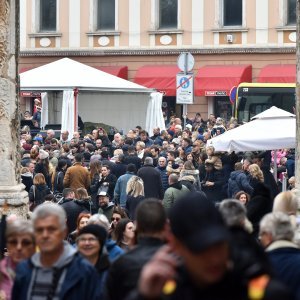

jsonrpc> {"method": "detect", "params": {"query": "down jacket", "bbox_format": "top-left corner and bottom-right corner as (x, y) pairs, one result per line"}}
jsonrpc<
(227, 170), (253, 198)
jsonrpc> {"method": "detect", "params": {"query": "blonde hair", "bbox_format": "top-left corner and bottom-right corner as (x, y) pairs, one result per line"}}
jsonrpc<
(126, 176), (144, 197)
(273, 191), (298, 215)
(248, 164), (264, 182)
(113, 149), (123, 156)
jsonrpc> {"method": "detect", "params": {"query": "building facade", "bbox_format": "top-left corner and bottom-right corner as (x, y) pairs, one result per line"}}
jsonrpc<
(19, 0), (296, 122)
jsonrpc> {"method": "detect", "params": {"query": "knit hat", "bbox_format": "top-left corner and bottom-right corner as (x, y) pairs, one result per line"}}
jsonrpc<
(78, 224), (107, 253)
(39, 149), (49, 160)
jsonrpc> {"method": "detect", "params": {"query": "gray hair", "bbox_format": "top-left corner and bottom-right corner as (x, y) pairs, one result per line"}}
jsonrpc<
(88, 214), (110, 231)
(219, 199), (247, 228)
(144, 157), (153, 165)
(259, 212), (294, 241)
(6, 219), (34, 239)
(169, 173), (179, 185)
(31, 203), (67, 230)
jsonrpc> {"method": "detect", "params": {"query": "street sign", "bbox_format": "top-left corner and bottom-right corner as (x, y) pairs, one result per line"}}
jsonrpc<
(177, 52), (195, 73)
(229, 86), (237, 104)
(176, 73), (194, 104)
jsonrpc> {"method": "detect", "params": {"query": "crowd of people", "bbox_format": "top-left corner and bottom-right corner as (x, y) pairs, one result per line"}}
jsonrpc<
(1, 112), (298, 299)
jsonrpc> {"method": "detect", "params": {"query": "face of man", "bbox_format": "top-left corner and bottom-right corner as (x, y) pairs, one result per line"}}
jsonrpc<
(73, 132), (80, 139)
(150, 148), (158, 158)
(92, 130), (98, 139)
(162, 141), (169, 149)
(114, 134), (121, 143)
(34, 215), (66, 255)
(140, 133), (147, 141)
(167, 153), (174, 162)
(77, 233), (101, 259)
(28, 162), (35, 174)
(51, 142), (59, 150)
(61, 131), (69, 141)
(98, 195), (109, 208)
(176, 240), (229, 285)
(95, 139), (102, 149)
(47, 131), (54, 139)
(6, 233), (35, 265)
(158, 158), (167, 167)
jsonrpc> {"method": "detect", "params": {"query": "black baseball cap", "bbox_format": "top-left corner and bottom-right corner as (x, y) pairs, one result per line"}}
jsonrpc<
(169, 192), (230, 253)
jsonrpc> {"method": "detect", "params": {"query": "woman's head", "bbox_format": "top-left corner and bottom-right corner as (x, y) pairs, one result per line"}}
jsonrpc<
(111, 207), (128, 228)
(57, 159), (67, 171)
(126, 176), (144, 197)
(77, 224), (107, 260)
(183, 160), (195, 170)
(6, 219), (35, 264)
(76, 188), (89, 200)
(273, 191), (298, 215)
(206, 146), (215, 156)
(77, 213), (91, 231)
(113, 219), (135, 246)
(248, 164), (264, 182)
(234, 191), (251, 205)
(33, 173), (46, 185)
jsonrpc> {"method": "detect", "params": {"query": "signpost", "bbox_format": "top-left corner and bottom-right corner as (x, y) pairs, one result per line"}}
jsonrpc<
(176, 52), (195, 128)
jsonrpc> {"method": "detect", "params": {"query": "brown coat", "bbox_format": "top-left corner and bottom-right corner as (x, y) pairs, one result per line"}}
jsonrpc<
(63, 162), (91, 191)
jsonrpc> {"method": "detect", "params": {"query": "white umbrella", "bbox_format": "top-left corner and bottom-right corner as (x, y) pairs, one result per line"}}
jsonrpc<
(207, 106), (295, 152)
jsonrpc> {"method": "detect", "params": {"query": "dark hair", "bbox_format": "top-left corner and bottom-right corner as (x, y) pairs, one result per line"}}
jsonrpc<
(101, 150), (109, 159)
(56, 159), (67, 171)
(75, 153), (83, 162)
(62, 188), (74, 198)
(135, 199), (166, 235)
(128, 145), (135, 153)
(113, 218), (132, 247)
(112, 206), (128, 219)
(126, 163), (137, 173)
(102, 164), (111, 171)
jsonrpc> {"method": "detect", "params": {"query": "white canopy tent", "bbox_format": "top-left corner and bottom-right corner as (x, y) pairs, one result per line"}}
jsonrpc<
(207, 106), (296, 152)
(20, 58), (165, 133)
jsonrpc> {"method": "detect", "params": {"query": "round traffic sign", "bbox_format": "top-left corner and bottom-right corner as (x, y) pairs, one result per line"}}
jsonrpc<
(177, 52), (195, 72)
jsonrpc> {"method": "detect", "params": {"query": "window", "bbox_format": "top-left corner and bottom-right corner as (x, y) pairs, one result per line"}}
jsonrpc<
(287, 0), (296, 25)
(223, 0), (242, 26)
(97, 0), (115, 30)
(40, 0), (56, 32)
(159, 0), (178, 29)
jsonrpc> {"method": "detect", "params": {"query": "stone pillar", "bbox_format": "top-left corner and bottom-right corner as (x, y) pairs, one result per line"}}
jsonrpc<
(0, 0), (28, 217)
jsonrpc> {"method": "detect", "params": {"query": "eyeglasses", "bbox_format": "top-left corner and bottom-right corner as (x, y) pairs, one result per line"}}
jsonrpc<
(77, 237), (98, 243)
(111, 217), (120, 222)
(7, 239), (33, 247)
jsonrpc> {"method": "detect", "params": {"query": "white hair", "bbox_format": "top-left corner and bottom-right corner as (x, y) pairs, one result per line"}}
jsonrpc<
(259, 212), (294, 241)
(31, 203), (67, 230)
(88, 214), (110, 231)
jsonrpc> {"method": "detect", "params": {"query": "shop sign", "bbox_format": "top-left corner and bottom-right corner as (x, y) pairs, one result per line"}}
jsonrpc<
(20, 91), (41, 97)
(205, 91), (227, 96)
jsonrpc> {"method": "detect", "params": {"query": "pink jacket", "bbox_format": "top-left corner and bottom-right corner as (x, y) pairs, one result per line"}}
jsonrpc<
(0, 257), (14, 300)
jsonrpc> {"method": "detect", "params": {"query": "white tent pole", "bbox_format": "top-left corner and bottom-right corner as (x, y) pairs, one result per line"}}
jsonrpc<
(273, 150), (277, 182)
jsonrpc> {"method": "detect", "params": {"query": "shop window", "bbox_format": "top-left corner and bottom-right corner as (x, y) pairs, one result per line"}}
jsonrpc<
(40, 0), (57, 32)
(97, 0), (115, 30)
(159, 0), (178, 29)
(214, 97), (233, 121)
(287, 0), (296, 25)
(223, 0), (242, 26)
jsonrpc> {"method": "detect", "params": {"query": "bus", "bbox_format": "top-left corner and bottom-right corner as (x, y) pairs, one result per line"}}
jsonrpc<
(234, 83), (295, 123)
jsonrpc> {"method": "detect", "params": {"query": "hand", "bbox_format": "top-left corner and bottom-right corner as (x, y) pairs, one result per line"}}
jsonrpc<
(205, 181), (214, 186)
(138, 245), (179, 298)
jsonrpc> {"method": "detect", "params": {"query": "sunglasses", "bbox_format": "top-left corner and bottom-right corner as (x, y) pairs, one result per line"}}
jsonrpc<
(7, 239), (33, 247)
(111, 217), (120, 222)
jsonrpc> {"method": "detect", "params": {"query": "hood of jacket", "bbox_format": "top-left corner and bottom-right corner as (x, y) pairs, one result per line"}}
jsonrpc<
(181, 169), (199, 176)
(180, 175), (195, 183)
(169, 182), (183, 190)
(31, 241), (77, 268)
(21, 172), (33, 178)
(230, 170), (243, 180)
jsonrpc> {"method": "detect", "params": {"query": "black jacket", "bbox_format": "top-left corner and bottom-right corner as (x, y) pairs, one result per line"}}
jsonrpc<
(106, 237), (165, 300)
(21, 173), (33, 193)
(137, 165), (164, 199)
(125, 154), (142, 171)
(60, 199), (93, 233)
(112, 163), (127, 178)
(28, 184), (51, 206)
(246, 181), (273, 238)
(53, 170), (65, 193)
(126, 195), (145, 220)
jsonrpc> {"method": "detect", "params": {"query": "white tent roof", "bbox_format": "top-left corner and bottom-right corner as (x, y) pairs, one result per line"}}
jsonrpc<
(207, 106), (296, 152)
(20, 58), (151, 93)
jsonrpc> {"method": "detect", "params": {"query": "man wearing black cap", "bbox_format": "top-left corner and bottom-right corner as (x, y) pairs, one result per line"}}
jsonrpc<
(128, 193), (291, 300)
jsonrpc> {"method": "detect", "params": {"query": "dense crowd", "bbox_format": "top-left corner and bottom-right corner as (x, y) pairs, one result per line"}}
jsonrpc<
(1, 112), (299, 299)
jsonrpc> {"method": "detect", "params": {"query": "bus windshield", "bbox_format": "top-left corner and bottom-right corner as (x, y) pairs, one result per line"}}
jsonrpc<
(236, 86), (295, 123)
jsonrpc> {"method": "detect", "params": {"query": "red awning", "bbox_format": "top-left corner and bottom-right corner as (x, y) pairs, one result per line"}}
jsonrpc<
(134, 65), (181, 96)
(19, 67), (33, 73)
(257, 64), (296, 83)
(195, 65), (252, 96)
(95, 66), (128, 80)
